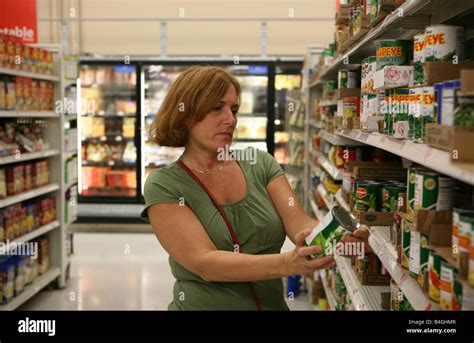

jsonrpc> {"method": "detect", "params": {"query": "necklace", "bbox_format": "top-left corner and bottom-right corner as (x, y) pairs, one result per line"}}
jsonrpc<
(179, 157), (224, 175)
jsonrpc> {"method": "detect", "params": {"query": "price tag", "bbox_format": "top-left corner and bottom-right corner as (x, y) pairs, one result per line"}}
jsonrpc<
(359, 132), (369, 143)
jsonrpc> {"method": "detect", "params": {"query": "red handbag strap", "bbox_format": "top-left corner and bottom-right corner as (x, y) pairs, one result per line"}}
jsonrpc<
(176, 159), (262, 311)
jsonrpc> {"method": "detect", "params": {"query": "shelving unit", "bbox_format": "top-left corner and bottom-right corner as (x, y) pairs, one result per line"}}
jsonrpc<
(319, 269), (336, 311)
(0, 149), (60, 165)
(368, 226), (437, 311)
(0, 44), (76, 310)
(334, 254), (390, 311)
(317, 155), (343, 180)
(336, 129), (474, 185)
(319, 129), (362, 147)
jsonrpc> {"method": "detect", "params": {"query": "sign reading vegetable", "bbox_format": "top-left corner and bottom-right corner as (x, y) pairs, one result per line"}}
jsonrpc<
(0, 0), (37, 44)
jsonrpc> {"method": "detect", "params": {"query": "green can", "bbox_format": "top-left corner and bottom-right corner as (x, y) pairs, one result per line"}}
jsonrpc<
(305, 206), (359, 257)
(413, 34), (426, 86)
(383, 184), (406, 212)
(326, 80), (337, 90)
(392, 88), (410, 139)
(418, 232), (430, 291)
(414, 171), (454, 211)
(407, 167), (423, 218)
(376, 40), (412, 71)
(355, 181), (382, 212)
(338, 69), (357, 89)
(402, 227), (411, 269)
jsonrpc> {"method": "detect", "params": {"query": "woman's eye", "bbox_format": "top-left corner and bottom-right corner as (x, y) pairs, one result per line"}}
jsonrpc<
(213, 107), (221, 112)
(232, 109), (238, 115)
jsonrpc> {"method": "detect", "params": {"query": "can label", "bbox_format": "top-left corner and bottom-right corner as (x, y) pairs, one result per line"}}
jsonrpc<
(440, 261), (455, 310)
(414, 172), (454, 211)
(409, 231), (421, 277)
(418, 86), (435, 142)
(402, 228), (410, 269)
(413, 34), (426, 85)
(338, 70), (357, 89)
(376, 40), (411, 71)
(407, 167), (420, 217)
(342, 97), (360, 118)
(425, 25), (465, 62)
(428, 251), (441, 302)
(383, 185), (405, 212)
(390, 89), (410, 138)
(418, 233), (430, 289)
(305, 206), (358, 257)
(356, 181), (382, 212)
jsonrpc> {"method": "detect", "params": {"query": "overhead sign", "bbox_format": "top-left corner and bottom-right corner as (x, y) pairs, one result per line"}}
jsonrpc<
(0, 0), (37, 43)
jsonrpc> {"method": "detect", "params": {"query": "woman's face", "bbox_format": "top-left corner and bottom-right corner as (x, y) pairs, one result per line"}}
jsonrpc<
(187, 84), (239, 153)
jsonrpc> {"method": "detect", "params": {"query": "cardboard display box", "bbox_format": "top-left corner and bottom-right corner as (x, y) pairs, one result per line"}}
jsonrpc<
(373, 65), (413, 90)
(358, 211), (395, 226)
(337, 88), (361, 99)
(425, 124), (474, 162)
(358, 271), (391, 286)
(348, 161), (406, 180)
(400, 210), (452, 246)
(336, 4), (350, 25)
(424, 61), (474, 86)
(461, 69), (474, 95)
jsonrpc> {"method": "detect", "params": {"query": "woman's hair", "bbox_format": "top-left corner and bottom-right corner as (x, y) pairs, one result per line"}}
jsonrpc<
(149, 65), (241, 147)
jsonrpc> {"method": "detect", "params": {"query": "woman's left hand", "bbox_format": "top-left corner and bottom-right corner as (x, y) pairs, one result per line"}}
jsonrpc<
(340, 225), (372, 253)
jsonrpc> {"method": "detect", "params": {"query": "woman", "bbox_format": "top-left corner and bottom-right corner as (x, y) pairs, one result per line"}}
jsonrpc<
(141, 65), (369, 310)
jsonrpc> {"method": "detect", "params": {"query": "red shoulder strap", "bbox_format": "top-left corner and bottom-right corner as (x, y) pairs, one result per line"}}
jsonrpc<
(176, 159), (262, 311)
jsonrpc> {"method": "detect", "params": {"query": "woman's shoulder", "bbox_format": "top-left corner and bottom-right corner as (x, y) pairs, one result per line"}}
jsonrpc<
(144, 162), (183, 189)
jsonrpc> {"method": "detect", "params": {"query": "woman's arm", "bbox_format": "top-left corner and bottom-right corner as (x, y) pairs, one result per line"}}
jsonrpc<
(266, 175), (318, 244)
(147, 203), (334, 282)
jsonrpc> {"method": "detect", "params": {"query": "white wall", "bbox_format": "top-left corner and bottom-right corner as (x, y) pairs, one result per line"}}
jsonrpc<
(36, 0), (335, 56)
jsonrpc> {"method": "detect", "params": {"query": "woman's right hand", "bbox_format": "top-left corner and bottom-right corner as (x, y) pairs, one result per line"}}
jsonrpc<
(281, 228), (335, 276)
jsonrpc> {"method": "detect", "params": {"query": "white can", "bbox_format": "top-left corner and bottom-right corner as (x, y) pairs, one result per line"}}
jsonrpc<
(424, 25), (465, 62)
(413, 34), (425, 85)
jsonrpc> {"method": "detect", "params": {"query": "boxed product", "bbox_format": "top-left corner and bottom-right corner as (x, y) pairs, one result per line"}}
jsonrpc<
(0, 257), (15, 304)
(13, 256), (27, 296)
(373, 66), (413, 90)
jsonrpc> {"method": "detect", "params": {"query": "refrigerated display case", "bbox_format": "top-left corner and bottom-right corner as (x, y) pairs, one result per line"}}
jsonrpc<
(78, 64), (138, 202)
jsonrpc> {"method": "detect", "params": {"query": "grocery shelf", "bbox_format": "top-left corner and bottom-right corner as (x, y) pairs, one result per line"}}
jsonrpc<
(335, 189), (350, 212)
(10, 220), (60, 246)
(309, 195), (326, 221)
(81, 160), (136, 167)
(309, 0), (431, 86)
(336, 129), (474, 185)
(334, 254), (390, 310)
(0, 267), (61, 311)
(0, 67), (61, 82)
(309, 120), (322, 129)
(81, 136), (135, 143)
(317, 155), (343, 180)
(0, 184), (60, 209)
(0, 149), (60, 166)
(0, 111), (59, 118)
(368, 226), (438, 311)
(319, 269), (336, 311)
(317, 183), (334, 210)
(320, 129), (362, 147)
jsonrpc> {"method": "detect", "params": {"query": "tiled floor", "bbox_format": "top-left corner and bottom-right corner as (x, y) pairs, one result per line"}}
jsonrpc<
(20, 232), (314, 311)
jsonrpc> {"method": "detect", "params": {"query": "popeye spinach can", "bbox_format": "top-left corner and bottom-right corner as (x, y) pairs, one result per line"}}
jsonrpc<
(414, 171), (454, 211)
(413, 34), (426, 85)
(376, 39), (411, 71)
(425, 25), (465, 62)
(305, 206), (359, 257)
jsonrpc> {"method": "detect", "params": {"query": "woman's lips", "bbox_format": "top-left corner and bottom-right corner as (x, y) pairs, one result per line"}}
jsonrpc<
(216, 133), (232, 138)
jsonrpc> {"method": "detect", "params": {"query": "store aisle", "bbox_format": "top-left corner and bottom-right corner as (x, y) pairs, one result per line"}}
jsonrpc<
(20, 232), (313, 310)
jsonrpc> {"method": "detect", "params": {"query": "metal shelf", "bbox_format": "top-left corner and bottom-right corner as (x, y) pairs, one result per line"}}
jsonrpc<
(0, 67), (61, 82)
(336, 129), (474, 185)
(319, 269), (336, 311)
(334, 254), (390, 310)
(368, 226), (438, 311)
(0, 111), (59, 118)
(0, 267), (61, 310)
(0, 149), (60, 166)
(0, 184), (60, 209)
(317, 155), (343, 180)
(309, 120), (322, 130)
(9, 220), (60, 246)
(320, 129), (362, 147)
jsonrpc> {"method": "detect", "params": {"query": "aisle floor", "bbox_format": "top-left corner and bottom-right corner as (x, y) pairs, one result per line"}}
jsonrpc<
(20, 232), (314, 310)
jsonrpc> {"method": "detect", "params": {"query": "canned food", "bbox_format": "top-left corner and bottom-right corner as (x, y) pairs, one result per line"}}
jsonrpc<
(428, 251), (441, 302)
(409, 88), (423, 141)
(305, 206), (359, 257)
(440, 261), (456, 310)
(413, 34), (426, 85)
(469, 228), (474, 287)
(336, 146), (345, 169)
(390, 279), (401, 311)
(425, 25), (465, 62)
(458, 214), (474, 280)
(391, 89), (410, 139)
(418, 86), (435, 142)
(418, 233), (430, 290)
(453, 280), (462, 311)
(342, 97), (360, 118)
(414, 171), (454, 211)
(338, 70), (358, 89)
(401, 227), (410, 269)
(355, 181), (382, 212)
(409, 231), (421, 277)
(383, 184), (406, 212)
(452, 206), (474, 262)
(441, 79), (461, 126)
(376, 40), (411, 71)
(407, 167), (423, 217)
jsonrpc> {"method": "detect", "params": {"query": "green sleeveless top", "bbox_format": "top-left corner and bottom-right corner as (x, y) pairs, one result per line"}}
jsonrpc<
(140, 149), (288, 310)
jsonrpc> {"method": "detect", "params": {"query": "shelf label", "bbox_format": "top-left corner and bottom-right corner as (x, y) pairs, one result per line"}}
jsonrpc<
(359, 132), (369, 142)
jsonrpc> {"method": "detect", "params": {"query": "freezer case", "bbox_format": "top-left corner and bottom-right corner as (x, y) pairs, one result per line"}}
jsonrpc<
(79, 64), (138, 201)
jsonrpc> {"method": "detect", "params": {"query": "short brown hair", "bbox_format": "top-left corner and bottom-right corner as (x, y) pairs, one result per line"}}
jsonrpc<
(149, 65), (241, 147)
